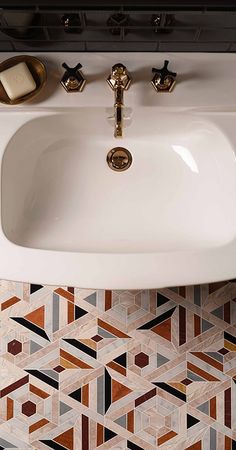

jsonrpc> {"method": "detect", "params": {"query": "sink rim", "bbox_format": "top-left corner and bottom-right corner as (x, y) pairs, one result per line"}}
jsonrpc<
(1, 109), (236, 255)
(0, 108), (236, 289)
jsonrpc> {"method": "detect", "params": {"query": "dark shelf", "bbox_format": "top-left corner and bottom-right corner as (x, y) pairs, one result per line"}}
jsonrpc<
(0, 2), (236, 52)
(1, 0), (236, 6)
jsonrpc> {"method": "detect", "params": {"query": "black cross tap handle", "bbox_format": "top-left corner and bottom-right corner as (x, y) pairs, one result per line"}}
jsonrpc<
(61, 62), (86, 92)
(152, 60), (177, 84)
(62, 62), (83, 75)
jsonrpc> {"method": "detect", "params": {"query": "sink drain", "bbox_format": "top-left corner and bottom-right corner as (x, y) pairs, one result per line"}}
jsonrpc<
(107, 147), (132, 172)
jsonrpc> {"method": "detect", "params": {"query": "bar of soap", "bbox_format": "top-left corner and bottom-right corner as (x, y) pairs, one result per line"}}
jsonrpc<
(0, 62), (36, 100)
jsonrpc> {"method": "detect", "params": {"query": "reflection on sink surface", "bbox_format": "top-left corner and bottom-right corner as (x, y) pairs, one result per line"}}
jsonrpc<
(2, 108), (236, 254)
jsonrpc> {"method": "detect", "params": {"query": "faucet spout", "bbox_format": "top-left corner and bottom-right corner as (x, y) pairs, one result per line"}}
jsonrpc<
(114, 84), (123, 138)
(107, 63), (131, 138)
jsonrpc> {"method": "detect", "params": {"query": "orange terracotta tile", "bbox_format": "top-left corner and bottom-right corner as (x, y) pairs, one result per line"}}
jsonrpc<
(157, 430), (177, 446)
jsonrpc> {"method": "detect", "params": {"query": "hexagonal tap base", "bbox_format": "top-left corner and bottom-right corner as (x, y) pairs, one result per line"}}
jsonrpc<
(151, 60), (177, 92)
(61, 62), (86, 93)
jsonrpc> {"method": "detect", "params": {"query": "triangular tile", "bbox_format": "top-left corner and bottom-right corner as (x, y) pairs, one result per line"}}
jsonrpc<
(30, 284), (43, 294)
(115, 414), (126, 428)
(157, 293), (169, 307)
(69, 387), (81, 402)
(127, 440), (144, 450)
(201, 318), (214, 332)
(25, 306), (45, 329)
(30, 340), (42, 354)
(211, 306), (224, 320)
(75, 305), (88, 320)
(152, 317), (171, 341)
(114, 353), (127, 367)
(157, 353), (169, 367)
(104, 427), (117, 442)
(138, 307), (176, 331)
(60, 401), (72, 416)
(54, 427), (73, 450)
(84, 293), (97, 306)
(209, 282), (228, 294)
(98, 327), (116, 339)
(112, 379), (132, 403)
(187, 414), (200, 428)
(197, 400), (209, 415)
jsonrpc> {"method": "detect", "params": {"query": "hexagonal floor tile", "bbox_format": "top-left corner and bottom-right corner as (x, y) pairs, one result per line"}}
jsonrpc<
(7, 339), (22, 356)
(22, 400), (36, 417)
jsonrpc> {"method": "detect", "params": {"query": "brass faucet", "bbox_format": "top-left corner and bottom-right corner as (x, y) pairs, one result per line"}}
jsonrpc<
(107, 63), (131, 138)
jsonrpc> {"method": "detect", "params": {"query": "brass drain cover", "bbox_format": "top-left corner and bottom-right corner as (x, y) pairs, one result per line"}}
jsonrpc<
(107, 147), (132, 172)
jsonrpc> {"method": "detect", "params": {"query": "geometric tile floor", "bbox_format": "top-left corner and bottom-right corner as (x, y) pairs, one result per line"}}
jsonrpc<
(0, 280), (236, 449)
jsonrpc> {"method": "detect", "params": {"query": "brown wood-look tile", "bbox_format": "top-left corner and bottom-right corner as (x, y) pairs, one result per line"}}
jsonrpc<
(29, 384), (50, 399)
(55, 288), (74, 303)
(152, 318), (171, 341)
(25, 306), (45, 328)
(112, 379), (132, 403)
(194, 315), (201, 337)
(127, 410), (134, 433)
(60, 349), (92, 369)
(157, 430), (177, 446)
(91, 335), (102, 343)
(224, 387), (231, 428)
(224, 341), (236, 352)
(97, 423), (103, 447)
(107, 361), (126, 376)
(67, 287), (74, 294)
(135, 387), (156, 407)
(210, 396), (216, 419)
(209, 282), (228, 294)
(82, 415), (89, 450)
(82, 384), (89, 407)
(67, 301), (74, 324)
(179, 286), (186, 298)
(225, 435), (232, 450)
(105, 290), (112, 310)
(187, 362), (219, 382)
(181, 378), (192, 386)
(179, 306), (186, 345)
(191, 352), (223, 371)
(0, 375), (29, 398)
(54, 428), (73, 450)
(29, 418), (49, 434)
(80, 339), (97, 351)
(6, 397), (13, 420)
(224, 302), (231, 324)
(60, 357), (77, 369)
(1, 296), (20, 311)
(98, 319), (129, 338)
(186, 442), (202, 450)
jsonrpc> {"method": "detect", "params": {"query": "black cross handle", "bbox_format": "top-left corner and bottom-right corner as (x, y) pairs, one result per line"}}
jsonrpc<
(62, 62), (83, 76)
(152, 60), (177, 84)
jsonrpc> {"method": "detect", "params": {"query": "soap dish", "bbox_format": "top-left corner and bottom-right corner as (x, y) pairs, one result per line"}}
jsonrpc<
(0, 55), (46, 105)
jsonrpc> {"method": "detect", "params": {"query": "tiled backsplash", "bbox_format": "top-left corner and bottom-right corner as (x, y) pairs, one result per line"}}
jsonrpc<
(0, 279), (236, 449)
(0, 2), (236, 52)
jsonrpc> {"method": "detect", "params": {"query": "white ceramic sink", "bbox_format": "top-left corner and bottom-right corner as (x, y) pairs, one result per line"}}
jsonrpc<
(2, 110), (236, 254)
(1, 52), (236, 289)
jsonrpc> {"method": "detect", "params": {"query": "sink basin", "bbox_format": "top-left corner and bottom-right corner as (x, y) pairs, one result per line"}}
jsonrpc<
(1, 52), (236, 289)
(2, 110), (236, 254)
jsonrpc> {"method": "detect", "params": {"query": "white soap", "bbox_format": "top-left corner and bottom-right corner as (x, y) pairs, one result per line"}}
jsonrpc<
(0, 62), (36, 100)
